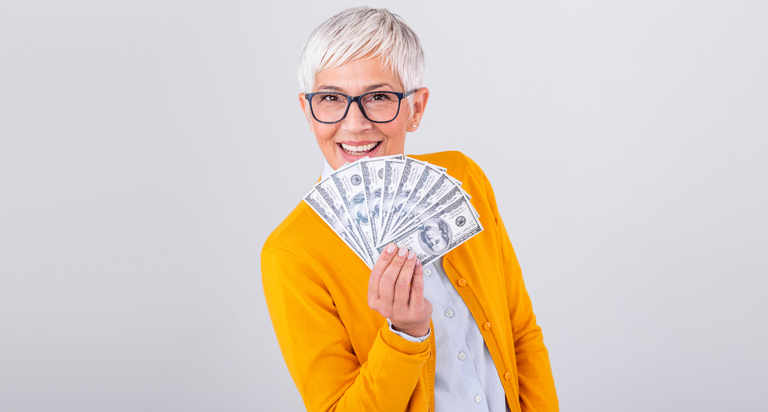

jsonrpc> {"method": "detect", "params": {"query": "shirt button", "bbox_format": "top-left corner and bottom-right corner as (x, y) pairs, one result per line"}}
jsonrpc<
(445, 309), (454, 318)
(424, 268), (432, 276)
(475, 395), (482, 403)
(458, 352), (466, 360)
(504, 372), (512, 380)
(483, 322), (491, 330)
(457, 278), (467, 287)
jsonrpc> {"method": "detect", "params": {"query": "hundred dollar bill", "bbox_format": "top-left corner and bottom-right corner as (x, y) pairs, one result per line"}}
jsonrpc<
(315, 176), (375, 263)
(377, 195), (483, 266)
(360, 155), (402, 246)
(379, 158), (405, 245)
(446, 174), (462, 186)
(380, 157), (428, 242)
(304, 188), (372, 267)
(431, 164), (447, 174)
(384, 184), (467, 243)
(396, 173), (457, 229)
(461, 187), (480, 219)
(330, 162), (377, 257)
(391, 164), (445, 230)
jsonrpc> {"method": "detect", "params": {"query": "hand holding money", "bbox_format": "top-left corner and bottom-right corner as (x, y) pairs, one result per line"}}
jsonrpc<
(367, 244), (432, 337)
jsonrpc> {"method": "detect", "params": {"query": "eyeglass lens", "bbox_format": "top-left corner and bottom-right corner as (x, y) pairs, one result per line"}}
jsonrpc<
(311, 92), (401, 123)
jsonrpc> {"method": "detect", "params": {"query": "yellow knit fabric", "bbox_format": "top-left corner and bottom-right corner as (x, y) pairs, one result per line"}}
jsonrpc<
(262, 151), (558, 412)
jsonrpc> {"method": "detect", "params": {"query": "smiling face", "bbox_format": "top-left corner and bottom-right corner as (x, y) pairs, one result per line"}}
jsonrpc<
(299, 57), (429, 170)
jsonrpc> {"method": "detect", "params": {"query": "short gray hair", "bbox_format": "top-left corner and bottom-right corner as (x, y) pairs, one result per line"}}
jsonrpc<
(297, 7), (425, 94)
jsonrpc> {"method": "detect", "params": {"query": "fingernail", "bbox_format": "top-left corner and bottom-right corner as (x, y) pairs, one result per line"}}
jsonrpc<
(416, 259), (421, 266)
(398, 247), (407, 257)
(407, 251), (415, 259)
(387, 244), (396, 253)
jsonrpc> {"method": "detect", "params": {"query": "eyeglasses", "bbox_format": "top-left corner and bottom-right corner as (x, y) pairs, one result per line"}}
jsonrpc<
(304, 90), (417, 124)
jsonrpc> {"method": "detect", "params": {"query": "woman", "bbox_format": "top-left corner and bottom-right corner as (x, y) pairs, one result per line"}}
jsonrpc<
(262, 7), (558, 412)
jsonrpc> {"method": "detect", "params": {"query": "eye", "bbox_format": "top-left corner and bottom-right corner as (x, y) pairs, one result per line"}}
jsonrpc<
(312, 93), (347, 107)
(371, 93), (394, 101)
(363, 92), (397, 105)
(320, 94), (339, 102)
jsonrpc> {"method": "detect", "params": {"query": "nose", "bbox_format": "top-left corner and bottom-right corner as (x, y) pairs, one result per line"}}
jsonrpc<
(341, 99), (372, 132)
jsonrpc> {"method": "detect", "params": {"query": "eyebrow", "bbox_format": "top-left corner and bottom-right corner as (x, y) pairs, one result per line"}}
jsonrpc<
(315, 83), (396, 94)
(316, 85), (345, 92)
(363, 83), (394, 92)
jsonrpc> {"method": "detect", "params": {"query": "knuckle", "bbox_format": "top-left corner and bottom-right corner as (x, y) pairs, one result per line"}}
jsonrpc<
(377, 253), (393, 264)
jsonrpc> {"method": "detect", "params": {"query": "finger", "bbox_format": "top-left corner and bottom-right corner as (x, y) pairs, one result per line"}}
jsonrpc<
(371, 243), (398, 274)
(378, 246), (409, 306)
(368, 243), (397, 302)
(393, 250), (417, 309)
(409, 258), (425, 309)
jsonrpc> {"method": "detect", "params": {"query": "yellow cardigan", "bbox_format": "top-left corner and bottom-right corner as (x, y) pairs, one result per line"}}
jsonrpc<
(262, 151), (558, 412)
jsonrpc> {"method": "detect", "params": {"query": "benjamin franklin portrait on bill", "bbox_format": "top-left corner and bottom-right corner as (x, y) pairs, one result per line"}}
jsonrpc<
(417, 218), (452, 255)
(349, 192), (369, 227)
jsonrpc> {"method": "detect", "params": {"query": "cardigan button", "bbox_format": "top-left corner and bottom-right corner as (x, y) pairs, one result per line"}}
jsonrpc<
(483, 322), (491, 330)
(457, 278), (467, 287)
(504, 372), (512, 380)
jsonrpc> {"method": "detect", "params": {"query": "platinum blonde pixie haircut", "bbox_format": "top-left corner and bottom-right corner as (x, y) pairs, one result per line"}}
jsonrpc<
(297, 7), (425, 95)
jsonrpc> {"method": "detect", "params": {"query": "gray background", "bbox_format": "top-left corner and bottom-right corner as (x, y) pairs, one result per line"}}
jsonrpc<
(1, 0), (766, 411)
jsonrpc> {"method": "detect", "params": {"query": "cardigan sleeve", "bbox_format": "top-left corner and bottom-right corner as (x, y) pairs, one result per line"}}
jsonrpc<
(471, 157), (559, 411)
(261, 246), (432, 412)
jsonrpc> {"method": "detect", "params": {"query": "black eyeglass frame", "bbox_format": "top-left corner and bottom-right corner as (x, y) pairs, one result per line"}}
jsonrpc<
(304, 89), (418, 124)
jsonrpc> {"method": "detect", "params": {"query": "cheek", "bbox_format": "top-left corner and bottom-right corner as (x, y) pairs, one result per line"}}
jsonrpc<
(314, 125), (338, 144)
(382, 124), (407, 146)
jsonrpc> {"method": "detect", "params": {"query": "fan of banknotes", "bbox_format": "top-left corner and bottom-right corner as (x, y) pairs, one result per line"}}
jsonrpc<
(304, 155), (483, 268)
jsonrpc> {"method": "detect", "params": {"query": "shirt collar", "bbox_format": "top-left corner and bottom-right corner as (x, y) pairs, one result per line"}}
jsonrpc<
(320, 158), (335, 181)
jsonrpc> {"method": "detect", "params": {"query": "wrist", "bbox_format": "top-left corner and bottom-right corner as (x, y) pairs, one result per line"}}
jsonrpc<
(391, 323), (429, 338)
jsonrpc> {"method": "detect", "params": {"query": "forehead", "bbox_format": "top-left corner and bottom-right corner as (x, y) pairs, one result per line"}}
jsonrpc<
(313, 56), (403, 93)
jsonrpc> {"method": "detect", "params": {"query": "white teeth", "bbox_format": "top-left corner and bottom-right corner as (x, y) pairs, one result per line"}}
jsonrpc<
(340, 142), (379, 153)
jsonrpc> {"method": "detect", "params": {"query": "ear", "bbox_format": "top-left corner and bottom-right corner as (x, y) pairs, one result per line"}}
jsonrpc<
(406, 87), (430, 133)
(298, 93), (316, 134)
